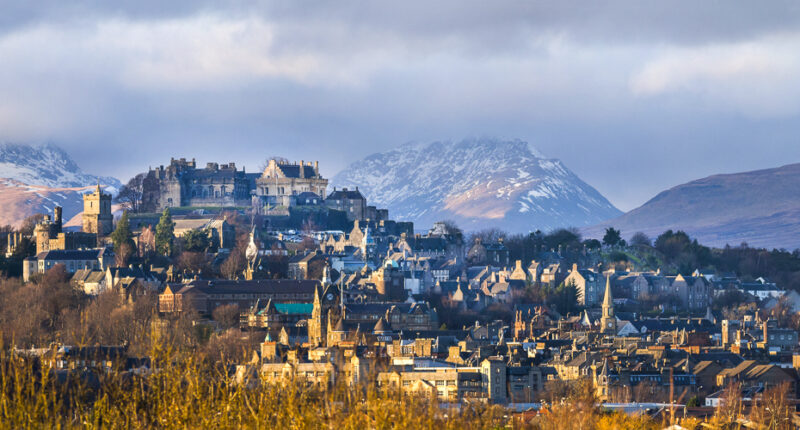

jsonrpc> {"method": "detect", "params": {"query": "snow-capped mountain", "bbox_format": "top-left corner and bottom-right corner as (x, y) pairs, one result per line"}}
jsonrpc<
(331, 138), (621, 232)
(0, 143), (120, 190)
(0, 143), (121, 228)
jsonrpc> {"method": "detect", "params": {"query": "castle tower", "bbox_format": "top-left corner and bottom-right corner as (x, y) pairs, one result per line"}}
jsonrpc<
(82, 185), (113, 236)
(600, 275), (616, 335)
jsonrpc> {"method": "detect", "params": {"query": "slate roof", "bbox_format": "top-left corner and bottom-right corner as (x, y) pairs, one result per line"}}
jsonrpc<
(175, 279), (320, 295)
(277, 164), (317, 178)
(326, 189), (365, 200)
(38, 249), (107, 260)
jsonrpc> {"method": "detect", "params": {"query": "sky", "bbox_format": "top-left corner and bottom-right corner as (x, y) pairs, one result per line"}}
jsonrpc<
(1, 1), (799, 211)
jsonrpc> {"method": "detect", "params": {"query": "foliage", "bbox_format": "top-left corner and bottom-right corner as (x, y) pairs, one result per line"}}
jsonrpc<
(654, 229), (712, 274)
(544, 280), (579, 316)
(110, 211), (136, 255)
(0, 345), (512, 429)
(602, 227), (622, 247)
(155, 208), (175, 256)
(607, 251), (629, 263)
(629, 231), (651, 247)
(583, 239), (602, 250)
(181, 229), (211, 253)
(504, 228), (583, 265)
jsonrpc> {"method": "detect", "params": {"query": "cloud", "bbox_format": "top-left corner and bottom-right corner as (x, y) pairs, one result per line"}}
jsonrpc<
(630, 33), (800, 116)
(0, 2), (799, 213)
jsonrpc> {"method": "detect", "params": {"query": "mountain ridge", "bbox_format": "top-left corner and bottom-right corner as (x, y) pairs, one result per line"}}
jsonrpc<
(583, 163), (800, 249)
(0, 143), (120, 228)
(331, 138), (622, 232)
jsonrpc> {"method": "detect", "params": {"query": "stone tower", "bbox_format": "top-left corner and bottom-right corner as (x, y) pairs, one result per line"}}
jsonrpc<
(600, 275), (616, 335)
(82, 185), (113, 236)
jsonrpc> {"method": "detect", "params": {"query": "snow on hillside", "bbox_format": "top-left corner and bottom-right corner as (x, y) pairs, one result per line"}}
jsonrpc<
(331, 138), (621, 232)
(0, 143), (121, 227)
(0, 143), (120, 190)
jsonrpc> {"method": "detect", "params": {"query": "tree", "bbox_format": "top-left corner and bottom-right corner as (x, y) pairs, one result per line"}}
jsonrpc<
(440, 220), (464, 242)
(182, 229), (211, 253)
(116, 173), (145, 213)
(546, 280), (579, 316)
(583, 239), (602, 250)
(110, 211), (136, 254)
(19, 214), (45, 236)
(138, 225), (156, 256)
(221, 250), (245, 280)
(115, 242), (134, 267)
(212, 303), (241, 329)
(544, 228), (582, 252)
(630, 232), (651, 247)
(155, 208), (175, 256)
(178, 251), (211, 275)
(602, 227), (622, 247)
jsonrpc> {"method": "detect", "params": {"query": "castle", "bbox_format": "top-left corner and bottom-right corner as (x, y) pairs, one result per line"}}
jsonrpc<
(82, 185), (113, 236)
(141, 158), (328, 212)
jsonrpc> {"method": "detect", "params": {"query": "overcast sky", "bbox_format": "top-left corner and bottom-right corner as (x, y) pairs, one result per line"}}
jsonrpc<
(1, 1), (799, 211)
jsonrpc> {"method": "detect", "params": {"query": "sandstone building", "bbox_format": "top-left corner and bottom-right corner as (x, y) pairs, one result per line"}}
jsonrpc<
(141, 157), (328, 212)
(142, 158), (257, 212)
(82, 185), (113, 236)
(34, 206), (97, 254)
(254, 159), (328, 207)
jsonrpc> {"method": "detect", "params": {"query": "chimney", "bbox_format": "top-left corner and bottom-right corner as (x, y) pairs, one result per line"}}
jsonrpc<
(572, 263), (578, 272)
(299, 161), (305, 178)
(54, 206), (62, 227)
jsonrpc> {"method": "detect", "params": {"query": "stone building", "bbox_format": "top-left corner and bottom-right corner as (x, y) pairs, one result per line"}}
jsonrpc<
(142, 158), (257, 211)
(142, 157), (329, 212)
(563, 264), (606, 306)
(25, 249), (114, 282)
(254, 159), (328, 207)
(34, 206), (97, 254)
(82, 185), (113, 236)
(325, 187), (367, 222)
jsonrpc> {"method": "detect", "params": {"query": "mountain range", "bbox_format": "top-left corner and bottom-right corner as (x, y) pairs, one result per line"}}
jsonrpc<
(583, 163), (800, 250)
(0, 143), (120, 228)
(331, 138), (622, 233)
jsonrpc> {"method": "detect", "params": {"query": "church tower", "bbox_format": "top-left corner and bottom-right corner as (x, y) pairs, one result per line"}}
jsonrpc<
(82, 185), (113, 236)
(600, 275), (616, 335)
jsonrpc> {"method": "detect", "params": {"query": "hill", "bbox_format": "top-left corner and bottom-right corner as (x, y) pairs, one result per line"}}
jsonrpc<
(584, 163), (800, 249)
(331, 138), (621, 232)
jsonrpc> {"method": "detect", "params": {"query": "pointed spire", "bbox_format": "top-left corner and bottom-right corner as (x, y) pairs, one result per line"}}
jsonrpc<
(600, 358), (609, 378)
(373, 316), (390, 334)
(603, 275), (613, 309)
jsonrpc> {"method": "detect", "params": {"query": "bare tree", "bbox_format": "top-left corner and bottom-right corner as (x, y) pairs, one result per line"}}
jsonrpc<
(212, 304), (241, 329)
(116, 173), (145, 213)
(115, 242), (134, 267)
(221, 250), (245, 280)
(630, 232), (652, 247)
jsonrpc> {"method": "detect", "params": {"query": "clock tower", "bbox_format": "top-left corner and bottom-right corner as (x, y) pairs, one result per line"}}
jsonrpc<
(600, 276), (616, 335)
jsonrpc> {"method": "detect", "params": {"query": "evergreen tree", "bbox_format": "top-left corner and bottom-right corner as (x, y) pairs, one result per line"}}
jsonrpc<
(182, 229), (210, 252)
(110, 211), (135, 252)
(155, 208), (175, 256)
(602, 227), (622, 247)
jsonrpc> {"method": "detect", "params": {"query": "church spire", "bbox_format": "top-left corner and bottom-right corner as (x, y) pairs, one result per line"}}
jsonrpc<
(602, 274), (613, 311)
(600, 275), (616, 335)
